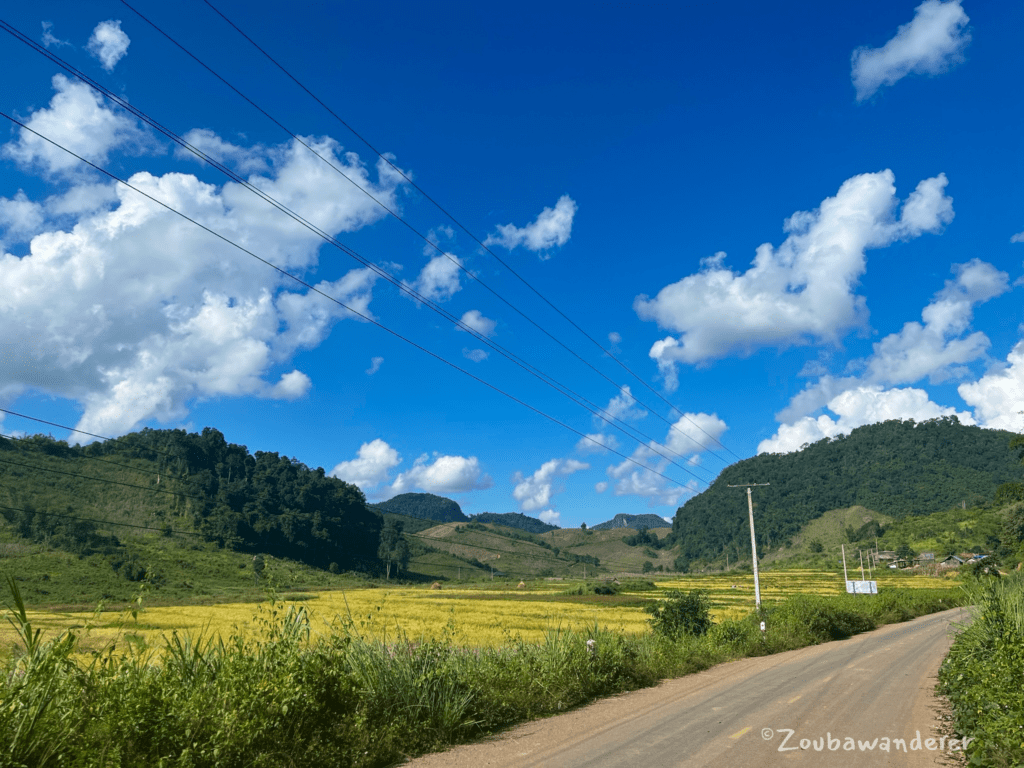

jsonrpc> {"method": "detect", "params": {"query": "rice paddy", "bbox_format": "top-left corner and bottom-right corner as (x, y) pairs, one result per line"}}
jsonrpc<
(0, 568), (957, 655)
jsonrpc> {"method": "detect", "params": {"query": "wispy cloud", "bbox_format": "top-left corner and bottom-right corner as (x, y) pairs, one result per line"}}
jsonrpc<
(851, 0), (970, 101)
(484, 195), (577, 254)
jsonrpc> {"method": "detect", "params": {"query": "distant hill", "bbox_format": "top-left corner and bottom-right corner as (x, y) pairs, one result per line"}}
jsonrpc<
(472, 512), (558, 533)
(592, 514), (672, 531)
(371, 493), (469, 523)
(669, 417), (1024, 570)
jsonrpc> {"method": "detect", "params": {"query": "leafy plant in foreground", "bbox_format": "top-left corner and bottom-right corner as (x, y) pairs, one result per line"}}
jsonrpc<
(645, 589), (713, 638)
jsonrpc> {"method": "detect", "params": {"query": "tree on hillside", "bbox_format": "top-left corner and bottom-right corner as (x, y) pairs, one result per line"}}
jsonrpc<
(896, 541), (916, 563)
(378, 519), (410, 580)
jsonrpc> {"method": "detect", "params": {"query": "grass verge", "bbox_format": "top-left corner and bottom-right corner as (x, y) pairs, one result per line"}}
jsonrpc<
(938, 571), (1024, 767)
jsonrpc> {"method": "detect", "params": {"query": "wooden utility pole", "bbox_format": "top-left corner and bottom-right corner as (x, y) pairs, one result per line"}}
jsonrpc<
(728, 483), (769, 611)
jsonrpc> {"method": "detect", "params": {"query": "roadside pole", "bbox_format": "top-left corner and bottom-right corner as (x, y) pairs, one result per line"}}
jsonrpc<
(728, 483), (769, 617)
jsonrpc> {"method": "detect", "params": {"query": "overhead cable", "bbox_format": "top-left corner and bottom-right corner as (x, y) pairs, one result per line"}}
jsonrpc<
(118, 0), (739, 463)
(0, 22), (714, 486)
(0, 109), (698, 492)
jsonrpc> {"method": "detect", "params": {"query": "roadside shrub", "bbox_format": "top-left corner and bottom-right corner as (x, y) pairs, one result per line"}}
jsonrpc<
(645, 590), (713, 638)
(763, 594), (875, 644)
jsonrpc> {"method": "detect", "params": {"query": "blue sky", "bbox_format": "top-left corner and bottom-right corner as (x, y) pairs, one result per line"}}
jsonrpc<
(1, 0), (1021, 528)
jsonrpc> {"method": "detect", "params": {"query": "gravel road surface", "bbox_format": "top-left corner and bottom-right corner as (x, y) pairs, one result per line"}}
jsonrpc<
(404, 606), (970, 767)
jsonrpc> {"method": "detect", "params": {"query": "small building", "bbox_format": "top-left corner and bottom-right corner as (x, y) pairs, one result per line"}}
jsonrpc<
(877, 551), (897, 561)
(938, 555), (964, 569)
(919, 552), (935, 560)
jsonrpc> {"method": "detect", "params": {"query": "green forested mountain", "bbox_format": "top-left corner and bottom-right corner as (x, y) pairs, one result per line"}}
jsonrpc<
(592, 514), (672, 531)
(472, 512), (557, 533)
(0, 428), (382, 572)
(669, 417), (1024, 570)
(370, 493), (469, 523)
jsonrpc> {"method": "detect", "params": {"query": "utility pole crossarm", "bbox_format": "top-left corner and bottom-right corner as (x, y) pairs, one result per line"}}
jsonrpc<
(727, 483), (770, 612)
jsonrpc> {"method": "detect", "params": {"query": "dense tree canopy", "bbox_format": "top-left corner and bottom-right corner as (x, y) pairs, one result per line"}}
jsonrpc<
(370, 493), (468, 523)
(0, 428), (383, 572)
(472, 512), (557, 533)
(669, 417), (1024, 569)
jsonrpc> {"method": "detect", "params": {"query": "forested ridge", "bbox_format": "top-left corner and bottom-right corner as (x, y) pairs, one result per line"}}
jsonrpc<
(669, 417), (1024, 569)
(472, 512), (557, 533)
(370, 492), (469, 523)
(592, 514), (672, 531)
(0, 427), (381, 572)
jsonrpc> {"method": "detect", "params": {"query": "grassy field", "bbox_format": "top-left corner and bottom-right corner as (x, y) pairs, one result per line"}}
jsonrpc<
(0, 568), (955, 657)
(0, 568), (964, 767)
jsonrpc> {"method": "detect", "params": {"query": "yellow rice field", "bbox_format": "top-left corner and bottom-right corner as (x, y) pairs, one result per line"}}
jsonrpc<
(1, 570), (956, 654)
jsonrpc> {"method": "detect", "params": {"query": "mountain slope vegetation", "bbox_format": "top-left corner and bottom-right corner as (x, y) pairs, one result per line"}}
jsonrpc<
(370, 493), (469, 523)
(592, 514), (672, 531)
(669, 417), (1024, 570)
(472, 512), (557, 533)
(0, 428), (382, 573)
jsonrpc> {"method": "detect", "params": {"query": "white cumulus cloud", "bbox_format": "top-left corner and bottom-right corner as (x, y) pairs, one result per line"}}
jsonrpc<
(366, 356), (384, 375)
(575, 432), (619, 454)
(87, 20), (131, 72)
(0, 192), (45, 248)
(389, 454), (492, 496)
(512, 458), (589, 512)
(0, 77), (407, 437)
(776, 259), (1010, 424)
(458, 309), (497, 337)
(852, 0), (970, 101)
(330, 439), (402, 490)
(538, 510), (561, 527)
(958, 342), (1024, 431)
(408, 253), (462, 302)
(175, 129), (269, 175)
(634, 171), (954, 389)
(603, 411), (724, 507)
(484, 195), (577, 253)
(2, 75), (155, 178)
(758, 386), (976, 454)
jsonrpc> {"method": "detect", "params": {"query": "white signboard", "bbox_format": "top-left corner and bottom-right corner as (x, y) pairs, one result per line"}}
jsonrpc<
(846, 580), (878, 594)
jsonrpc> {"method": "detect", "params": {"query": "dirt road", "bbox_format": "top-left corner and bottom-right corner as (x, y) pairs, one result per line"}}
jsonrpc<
(404, 607), (970, 767)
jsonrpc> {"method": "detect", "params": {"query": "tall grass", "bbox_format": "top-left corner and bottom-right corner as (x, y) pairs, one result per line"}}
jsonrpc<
(0, 577), (960, 767)
(938, 571), (1024, 767)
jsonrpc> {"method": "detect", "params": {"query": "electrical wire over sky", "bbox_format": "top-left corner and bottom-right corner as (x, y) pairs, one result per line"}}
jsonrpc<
(2, 1), (1007, 528)
(0, 107), (705, 496)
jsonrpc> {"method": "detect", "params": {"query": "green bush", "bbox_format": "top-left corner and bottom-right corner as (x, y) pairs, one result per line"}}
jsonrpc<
(645, 590), (713, 639)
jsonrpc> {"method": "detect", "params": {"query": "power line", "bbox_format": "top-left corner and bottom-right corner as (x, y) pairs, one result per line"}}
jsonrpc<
(0, 110), (696, 493)
(0, 502), (209, 540)
(197, 0), (743, 463)
(0, 456), (194, 503)
(0, 431), (179, 482)
(114, 0), (737, 465)
(0, 23), (714, 488)
(0, 407), (181, 460)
